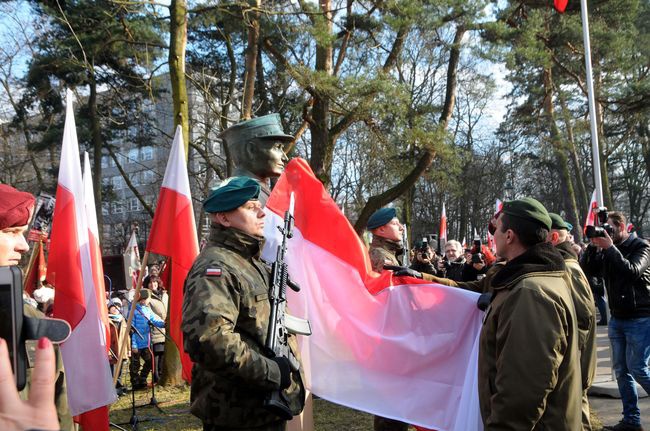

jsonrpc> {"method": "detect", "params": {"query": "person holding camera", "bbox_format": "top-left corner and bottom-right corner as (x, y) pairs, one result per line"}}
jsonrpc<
(461, 243), (496, 282)
(437, 240), (465, 282)
(581, 211), (650, 431)
(409, 241), (438, 277)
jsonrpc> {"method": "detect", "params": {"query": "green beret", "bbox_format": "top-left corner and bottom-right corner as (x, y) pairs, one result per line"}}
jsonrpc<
(501, 197), (552, 230)
(220, 114), (293, 148)
(139, 288), (151, 300)
(548, 212), (570, 230)
(203, 177), (261, 213)
(367, 207), (397, 230)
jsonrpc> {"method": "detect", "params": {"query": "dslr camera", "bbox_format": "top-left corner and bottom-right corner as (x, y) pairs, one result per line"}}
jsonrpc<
(585, 207), (614, 239)
(0, 266), (70, 390)
(471, 239), (484, 264)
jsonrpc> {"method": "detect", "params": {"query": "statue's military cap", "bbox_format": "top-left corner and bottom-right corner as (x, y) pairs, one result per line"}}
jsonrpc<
(367, 207), (397, 230)
(501, 197), (552, 230)
(548, 212), (570, 231)
(219, 113), (293, 148)
(203, 176), (261, 213)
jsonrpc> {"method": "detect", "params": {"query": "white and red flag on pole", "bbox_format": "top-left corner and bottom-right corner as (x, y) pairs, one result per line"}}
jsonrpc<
(439, 203), (447, 243)
(47, 90), (116, 428)
(262, 159), (483, 431)
(145, 125), (199, 382)
(496, 198), (503, 214)
(583, 189), (598, 234)
(126, 230), (141, 289)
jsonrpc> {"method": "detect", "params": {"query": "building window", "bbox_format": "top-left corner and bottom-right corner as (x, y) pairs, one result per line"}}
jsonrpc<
(127, 198), (142, 212)
(129, 172), (140, 186)
(101, 202), (109, 216)
(101, 155), (109, 168)
(111, 176), (124, 190)
(141, 146), (153, 161)
(142, 171), (154, 184)
(112, 202), (124, 214)
(128, 149), (139, 163)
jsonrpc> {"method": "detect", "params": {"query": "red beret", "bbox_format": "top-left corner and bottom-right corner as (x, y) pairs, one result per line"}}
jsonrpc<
(0, 184), (36, 230)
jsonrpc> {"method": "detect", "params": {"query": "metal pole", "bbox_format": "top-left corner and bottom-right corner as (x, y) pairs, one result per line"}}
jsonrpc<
(580, 0), (604, 206)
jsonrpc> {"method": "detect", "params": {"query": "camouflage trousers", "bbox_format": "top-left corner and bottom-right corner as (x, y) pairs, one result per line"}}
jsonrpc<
(202, 421), (286, 431)
(373, 416), (409, 431)
(129, 347), (152, 386)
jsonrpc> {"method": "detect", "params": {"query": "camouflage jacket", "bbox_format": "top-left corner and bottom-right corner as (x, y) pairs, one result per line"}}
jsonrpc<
(182, 224), (305, 427)
(369, 236), (403, 272)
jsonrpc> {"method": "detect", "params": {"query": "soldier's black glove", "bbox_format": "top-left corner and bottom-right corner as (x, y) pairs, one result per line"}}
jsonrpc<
(384, 265), (423, 279)
(477, 292), (493, 311)
(272, 357), (292, 390)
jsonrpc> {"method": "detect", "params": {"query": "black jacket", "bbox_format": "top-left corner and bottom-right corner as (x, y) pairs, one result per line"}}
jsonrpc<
(581, 234), (650, 318)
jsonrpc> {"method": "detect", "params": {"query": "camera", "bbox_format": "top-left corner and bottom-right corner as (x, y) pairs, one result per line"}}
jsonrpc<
(585, 207), (614, 239)
(471, 239), (484, 264)
(0, 267), (71, 390)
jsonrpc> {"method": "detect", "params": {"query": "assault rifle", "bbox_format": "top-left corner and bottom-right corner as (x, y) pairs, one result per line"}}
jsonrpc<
(264, 194), (312, 420)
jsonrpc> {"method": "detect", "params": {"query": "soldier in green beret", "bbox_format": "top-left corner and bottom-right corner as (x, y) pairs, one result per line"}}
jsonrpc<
(221, 114), (293, 206)
(547, 212), (596, 431)
(479, 198), (582, 430)
(365, 207), (409, 431)
(182, 176), (305, 431)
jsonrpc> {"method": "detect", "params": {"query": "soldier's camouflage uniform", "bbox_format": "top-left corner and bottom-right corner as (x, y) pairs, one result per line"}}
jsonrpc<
(367, 235), (409, 431)
(182, 224), (305, 431)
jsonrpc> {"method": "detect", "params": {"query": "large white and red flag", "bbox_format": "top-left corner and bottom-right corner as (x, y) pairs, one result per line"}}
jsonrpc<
(145, 125), (199, 382)
(439, 203), (447, 244)
(262, 159), (483, 431)
(47, 90), (116, 428)
(126, 230), (141, 289)
(583, 189), (598, 234)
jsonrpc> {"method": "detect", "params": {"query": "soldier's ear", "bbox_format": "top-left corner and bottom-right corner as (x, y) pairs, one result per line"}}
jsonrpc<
(215, 212), (232, 227)
(243, 140), (257, 160)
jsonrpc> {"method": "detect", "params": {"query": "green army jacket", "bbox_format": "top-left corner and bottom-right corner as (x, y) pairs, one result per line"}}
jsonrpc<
(479, 242), (582, 431)
(182, 225), (305, 427)
(369, 236), (403, 273)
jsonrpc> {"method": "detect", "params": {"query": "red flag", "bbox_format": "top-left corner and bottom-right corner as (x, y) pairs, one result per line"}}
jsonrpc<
(145, 125), (199, 382)
(554, 0), (568, 13)
(47, 90), (116, 426)
(24, 240), (46, 296)
(439, 203), (447, 243)
(583, 189), (598, 234)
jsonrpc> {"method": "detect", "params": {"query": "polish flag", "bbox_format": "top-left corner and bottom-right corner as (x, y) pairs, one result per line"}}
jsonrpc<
(262, 159), (483, 431)
(145, 125), (199, 382)
(439, 203), (447, 243)
(495, 198), (503, 213)
(583, 189), (598, 234)
(47, 90), (116, 426)
(126, 230), (141, 289)
(486, 230), (495, 253)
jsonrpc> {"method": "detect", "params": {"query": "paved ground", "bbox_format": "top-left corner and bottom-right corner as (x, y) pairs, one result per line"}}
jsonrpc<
(588, 325), (650, 429)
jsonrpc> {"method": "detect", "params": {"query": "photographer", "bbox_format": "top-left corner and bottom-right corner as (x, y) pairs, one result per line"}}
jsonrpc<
(409, 241), (438, 277)
(437, 240), (465, 282)
(462, 243), (496, 282)
(581, 210), (650, 431)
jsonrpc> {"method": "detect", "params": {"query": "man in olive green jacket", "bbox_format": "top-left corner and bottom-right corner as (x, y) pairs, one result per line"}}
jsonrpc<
(547, 212), (597, 430)
(479, 198), (582, 430)
(182, 177), (305, 431)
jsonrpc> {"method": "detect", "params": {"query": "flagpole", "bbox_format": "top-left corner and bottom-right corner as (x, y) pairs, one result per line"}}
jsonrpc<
(113, 250), (151, 386)
(580, 0), (604, 206)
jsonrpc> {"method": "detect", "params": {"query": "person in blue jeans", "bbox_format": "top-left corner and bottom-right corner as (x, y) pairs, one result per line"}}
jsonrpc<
(129, 288), (165, 390)
(581, 211), (650, 431)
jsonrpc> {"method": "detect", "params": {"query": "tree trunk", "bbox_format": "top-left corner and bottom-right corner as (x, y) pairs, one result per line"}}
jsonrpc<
(169, 0), (190, 158)
(594, 73), (613, 208)
(162, 0), (188, 386)
(241, 0), (261, 120)
(543, 67), (582, 241)
(89, 77), (104, 236)
(309, 0), (333, 186)
(558, 90), (588, 215)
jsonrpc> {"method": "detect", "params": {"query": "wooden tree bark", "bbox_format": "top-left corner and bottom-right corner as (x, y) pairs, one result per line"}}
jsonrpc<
(169, 0), (190, 158)
(89, 77), (104, 236)
(161, 0), (189, 387)
(241, 0), (261, 120)
(558, 90), (588, 215)
(543, 67), (581, 241)
(594, 73), (613, 208)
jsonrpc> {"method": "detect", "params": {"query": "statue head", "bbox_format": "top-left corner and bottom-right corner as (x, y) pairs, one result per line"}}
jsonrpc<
(221, 114), (293, 179)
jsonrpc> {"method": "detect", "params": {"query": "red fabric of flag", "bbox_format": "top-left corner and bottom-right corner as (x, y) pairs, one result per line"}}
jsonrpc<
(554, 0), (568, 13)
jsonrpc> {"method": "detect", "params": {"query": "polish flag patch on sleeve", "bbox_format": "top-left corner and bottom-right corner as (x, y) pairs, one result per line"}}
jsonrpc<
(206, 267), (222, 277)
